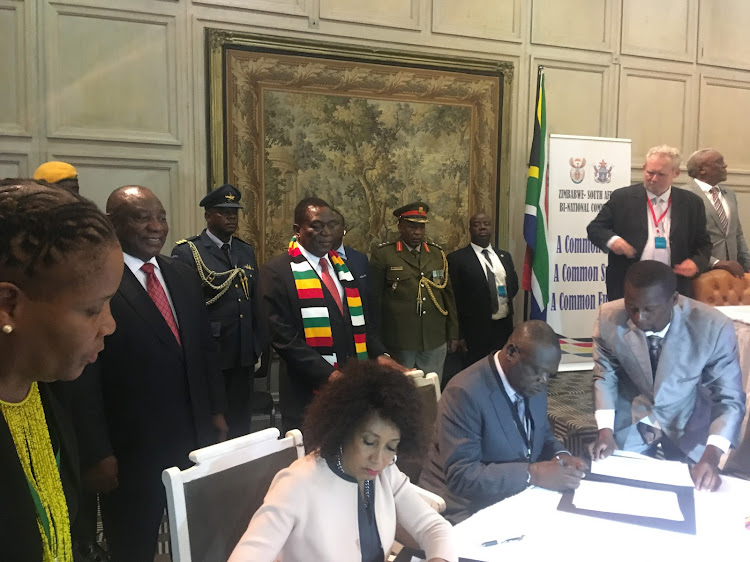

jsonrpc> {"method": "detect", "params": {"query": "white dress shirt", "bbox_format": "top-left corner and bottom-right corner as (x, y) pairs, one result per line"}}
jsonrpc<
(122, 252), (179, 325)
(297, 243), (344, 302)
(695, 177), (731, 225)
(470, 242), (509, 319)
(205, 228), (231, 250)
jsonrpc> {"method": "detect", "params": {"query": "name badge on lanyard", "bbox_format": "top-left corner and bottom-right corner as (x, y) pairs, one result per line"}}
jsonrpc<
(647, 195), (671, 249)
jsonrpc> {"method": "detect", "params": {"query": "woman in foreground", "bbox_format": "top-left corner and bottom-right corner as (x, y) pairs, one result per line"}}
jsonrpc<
(229, 360), (456, 562)
(0, 179), (123, 561)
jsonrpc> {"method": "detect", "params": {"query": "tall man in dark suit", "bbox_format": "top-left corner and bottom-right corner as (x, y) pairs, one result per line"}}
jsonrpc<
(448, 212), (518, 367)
(587, 145), (712, 300)
(419, 321), (587, 524)
(589, 261), (745, 492)
(260, 197), (402, 432)
(684, 148), (750, 278)
(171, 184), (261, 438)
(68, 186), (227, 561)
(330, 207), (371, 318)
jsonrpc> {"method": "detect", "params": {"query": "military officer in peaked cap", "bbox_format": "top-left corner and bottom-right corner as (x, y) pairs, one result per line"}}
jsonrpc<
(370, 202), (459, 379)
(171, 184), (262, 438)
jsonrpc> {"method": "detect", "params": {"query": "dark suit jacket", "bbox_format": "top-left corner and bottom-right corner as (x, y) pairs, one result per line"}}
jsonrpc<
(0, 383), (79, 560)
(587, 183), (712, 300)
(68, 255), (224, 478)
(447, 244), (518, 360)
(260, 252), (387, 428)
(342, 246), (369, 300)
(171, 230), (262, 371)
(418, 355), (565, 523)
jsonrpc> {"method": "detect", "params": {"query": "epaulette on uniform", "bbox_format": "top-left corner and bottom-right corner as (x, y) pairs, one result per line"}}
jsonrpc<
(232, 236), (253, 248)
(426, 241), (443, 250)
(175, 235), (200, 245)
(377, 241), (396, 248)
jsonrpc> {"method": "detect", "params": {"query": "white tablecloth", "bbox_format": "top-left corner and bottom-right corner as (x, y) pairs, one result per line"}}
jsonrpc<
(453, 474), (750, 562)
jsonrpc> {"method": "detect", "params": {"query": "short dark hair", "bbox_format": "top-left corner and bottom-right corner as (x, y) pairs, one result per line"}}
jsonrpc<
(624, 260), (677, 294)
(293, 197), (330, 226)
(302, 360), (425, 461)
(510, 320), (559, 351)
(0, 179), (117, 281)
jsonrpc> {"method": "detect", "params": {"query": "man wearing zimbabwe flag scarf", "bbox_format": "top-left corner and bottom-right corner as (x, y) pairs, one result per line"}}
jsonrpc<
(260, 197), (405, 432)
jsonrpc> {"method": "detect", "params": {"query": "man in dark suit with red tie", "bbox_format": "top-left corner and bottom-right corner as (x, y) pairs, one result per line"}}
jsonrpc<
(260, 197), (401, 431)
(587, 145), (712, 300)
(67, 186), (227, 561)
(447, 212), (518, 368)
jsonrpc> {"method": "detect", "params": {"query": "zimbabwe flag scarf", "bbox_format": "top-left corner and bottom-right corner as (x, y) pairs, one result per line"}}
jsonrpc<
(288, 237), (368, 367)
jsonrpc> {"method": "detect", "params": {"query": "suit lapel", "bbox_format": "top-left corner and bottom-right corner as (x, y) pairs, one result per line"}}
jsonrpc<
(623, 320), (653, 390)
(653, 303), (682, 394)
(669, 188), (687, 250)
(119, 264), (180, 350)
(485, 357), (527, 455)
(631, 187), (649, 251)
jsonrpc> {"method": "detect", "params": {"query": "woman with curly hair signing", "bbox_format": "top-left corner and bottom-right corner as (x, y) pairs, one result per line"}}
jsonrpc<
(0, 179), (123, 561)
(229, 361), (456, 562)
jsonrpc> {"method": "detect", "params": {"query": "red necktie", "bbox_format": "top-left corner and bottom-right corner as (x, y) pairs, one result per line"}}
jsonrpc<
(141, 263), (181, 346)
(319, 258), (343, 315)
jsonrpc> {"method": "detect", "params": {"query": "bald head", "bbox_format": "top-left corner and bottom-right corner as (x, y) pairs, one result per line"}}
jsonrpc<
(500, 320), (561, 397)
(106, 186), (168, 261)
(686, 148), (727, 186)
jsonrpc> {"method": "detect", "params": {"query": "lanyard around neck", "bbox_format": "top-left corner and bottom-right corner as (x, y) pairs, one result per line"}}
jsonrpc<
(646, 194), (671, 231)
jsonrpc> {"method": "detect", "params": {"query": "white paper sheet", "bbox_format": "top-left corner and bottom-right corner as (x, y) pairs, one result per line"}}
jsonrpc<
(590, 452), (694, 487)
(572, 479), (684, 521)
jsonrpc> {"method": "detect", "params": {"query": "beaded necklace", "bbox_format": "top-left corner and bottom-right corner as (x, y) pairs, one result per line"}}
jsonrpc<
(0, 382), (73, 562)
(337, 451), (372, 509)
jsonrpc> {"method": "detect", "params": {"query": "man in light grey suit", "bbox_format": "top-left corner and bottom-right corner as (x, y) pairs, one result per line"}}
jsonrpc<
(589, 261), (745, 492)
(684, 148), (750, 277)
(419, 321), (587, 524)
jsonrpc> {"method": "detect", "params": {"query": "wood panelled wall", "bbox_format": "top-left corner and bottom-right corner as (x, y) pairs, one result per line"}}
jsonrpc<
(2, 0), (750, 258)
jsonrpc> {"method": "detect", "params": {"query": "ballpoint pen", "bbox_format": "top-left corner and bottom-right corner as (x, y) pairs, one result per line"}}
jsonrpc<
(481, 535), (525, 547)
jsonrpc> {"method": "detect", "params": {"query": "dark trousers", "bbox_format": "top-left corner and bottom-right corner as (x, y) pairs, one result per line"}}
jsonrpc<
(223, 366), (253, 439)
(100, 469), (167, 562)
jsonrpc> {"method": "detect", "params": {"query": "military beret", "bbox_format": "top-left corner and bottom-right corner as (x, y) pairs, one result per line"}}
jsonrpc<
(393, 201), (429, 223)
(33, 161), (78, 183)
(200, 184), (243, 209)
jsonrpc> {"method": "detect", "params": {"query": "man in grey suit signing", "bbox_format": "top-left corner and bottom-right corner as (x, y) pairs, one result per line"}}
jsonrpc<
(419, 320), (587, 524)
(683, 148), (750, 278)
(589, 260), (745, 491)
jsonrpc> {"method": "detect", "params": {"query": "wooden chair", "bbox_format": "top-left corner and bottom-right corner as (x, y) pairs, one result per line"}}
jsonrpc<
(162, 427), (304, 562)
(397, 370), (441, 484)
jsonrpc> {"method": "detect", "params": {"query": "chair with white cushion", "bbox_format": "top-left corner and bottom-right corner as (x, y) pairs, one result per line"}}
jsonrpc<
(162, 427), (304, 562)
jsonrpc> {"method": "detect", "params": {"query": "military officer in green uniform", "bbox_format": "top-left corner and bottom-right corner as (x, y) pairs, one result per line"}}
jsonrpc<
(370, 202), (459, 379)
(171, 184), (262, 438)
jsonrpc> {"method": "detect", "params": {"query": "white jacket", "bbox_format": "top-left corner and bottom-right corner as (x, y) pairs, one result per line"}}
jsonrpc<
(228, 453), (456, 562)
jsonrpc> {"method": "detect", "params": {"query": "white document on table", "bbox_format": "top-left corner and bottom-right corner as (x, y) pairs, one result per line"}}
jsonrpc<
(590, 452), (694, 487)
(572, 479), (684, 521)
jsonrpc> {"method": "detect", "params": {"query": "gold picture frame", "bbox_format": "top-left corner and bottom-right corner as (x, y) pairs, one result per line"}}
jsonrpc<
(207, 29), (513, 262)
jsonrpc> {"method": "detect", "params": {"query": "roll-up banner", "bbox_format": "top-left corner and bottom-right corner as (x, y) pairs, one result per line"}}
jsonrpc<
(547, 134), (631, 368)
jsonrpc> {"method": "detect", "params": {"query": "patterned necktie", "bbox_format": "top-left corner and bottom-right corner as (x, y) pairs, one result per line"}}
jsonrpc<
(141, 263), (181, 346)
(319, 258), (343, 315)
(514, 396), (529, 439)
(647, 335), (661, 379)
(221, 242), (232, 265)
(709, 187), (729, 234)
(482, 249), (499, 314)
